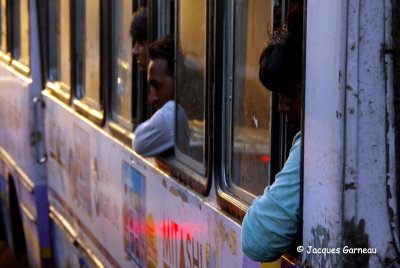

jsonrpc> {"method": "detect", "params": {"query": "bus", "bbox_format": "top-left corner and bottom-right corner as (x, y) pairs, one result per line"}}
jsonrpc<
(0, 0), (51, 267)
(0, 0), (398, 267)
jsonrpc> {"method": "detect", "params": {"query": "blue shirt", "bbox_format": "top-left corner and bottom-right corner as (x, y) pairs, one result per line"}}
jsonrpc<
(133, 101), (175, 157)
(242, 132), (301, 262)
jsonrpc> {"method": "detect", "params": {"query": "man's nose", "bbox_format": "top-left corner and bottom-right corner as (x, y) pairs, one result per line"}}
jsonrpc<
(148, 89), (158, 103)
(132, 43), (140, 56)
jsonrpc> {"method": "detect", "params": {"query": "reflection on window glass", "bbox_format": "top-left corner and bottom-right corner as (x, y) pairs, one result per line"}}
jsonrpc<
(176, 0), (206, 173)
(111, 0), (133, 127)
(59, 0), (71, 87)
(72, 0), (84, 97)
(48, 0), (58, 80)
(227, 0), (273, 198)
(0, 0), (4, 51)
(49, 0), (70, 87)
(84, 0), (100, 105)
(19, 0), (29, 66)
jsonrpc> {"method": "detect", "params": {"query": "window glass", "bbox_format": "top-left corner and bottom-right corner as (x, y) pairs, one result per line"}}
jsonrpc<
(72, 0), (84, 97)
(8, 0), (20, 59)
(59, 0), (71, 87)
(226, 0), (273, 199)
(0, 0), (5, 51)
(47, 0), (58, 80)
(111, 0), (134, 127)
(48, 0), (70, 87)
(83, 0), (100, 106)
(19, 0), (29, 66)
(176, 0), (206, 174)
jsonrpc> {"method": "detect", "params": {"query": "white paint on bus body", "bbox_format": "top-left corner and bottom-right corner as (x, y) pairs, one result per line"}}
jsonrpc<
(304, 0), (398, 266)
(43, 89), (264, 268)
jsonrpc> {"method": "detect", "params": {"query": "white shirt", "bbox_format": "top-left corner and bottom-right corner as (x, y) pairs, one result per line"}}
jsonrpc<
(132, 101), (175, 157)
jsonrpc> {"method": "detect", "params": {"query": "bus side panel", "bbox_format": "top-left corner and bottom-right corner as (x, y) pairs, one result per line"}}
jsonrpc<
(0, 64), (51, 267)
(43, 92), (265, 267)
(34, 184), (52, 266)
(303, 0), (344, 266)
(0, 67), (32, 174)
(0, 160), (13, 249)
(0, 156), (50, 267)
(20, 198), (41, 266)
(51, 222), (92, 268)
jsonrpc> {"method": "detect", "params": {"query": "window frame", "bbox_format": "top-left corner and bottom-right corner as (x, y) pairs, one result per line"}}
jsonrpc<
(6, 0), (31, 76)
(47, 0), (59, 82)
(226, 0), (274, 204)
(393, 0), (400, 237)
(157, 0), (213, 196)
(215, 0), (298, 220)
(108, 0), (135, 145)
(0, 0), (11, 62)
(71, 0), (105, 126)
(45, 0), (73, 104)
(108, 0), (150, 146)
(174, 0), (210, 176)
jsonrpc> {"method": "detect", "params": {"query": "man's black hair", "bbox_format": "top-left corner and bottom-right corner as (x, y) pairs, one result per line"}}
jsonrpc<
(130, 8), (147, 42)
(259, 26), (302, 94)
(148, 36), (174, 75)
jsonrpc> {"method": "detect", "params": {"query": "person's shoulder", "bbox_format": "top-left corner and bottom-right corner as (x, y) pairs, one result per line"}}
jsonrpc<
(292, 132), (301, 146)
(150, 100), (175, 119)
(162, 100), (175, 110)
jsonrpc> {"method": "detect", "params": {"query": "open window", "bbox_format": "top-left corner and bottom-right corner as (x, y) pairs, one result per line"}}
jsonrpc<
(175, 0), (208, 175)
(108, 0), (176, 145)
(109, 0), (136, 140)
(216, 0), (297, 219)
(157, 0), (212, 195)
(108, 0), (148, 145)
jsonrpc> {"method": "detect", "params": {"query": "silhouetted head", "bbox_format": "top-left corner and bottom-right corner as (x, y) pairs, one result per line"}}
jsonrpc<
(259, 26), (303, 130)
(131, 8), (149, 71)
(147, 36), (175, 110)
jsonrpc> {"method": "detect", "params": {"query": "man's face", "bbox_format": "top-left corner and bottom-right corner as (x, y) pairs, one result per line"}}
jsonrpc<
(277, 82), (302, 131)
(132, 40), (149, 72)
(147, 58), (174, 110)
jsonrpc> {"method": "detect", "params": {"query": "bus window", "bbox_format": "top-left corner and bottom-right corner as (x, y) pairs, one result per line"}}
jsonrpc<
(7, 0), (30, 74)
(223, 0), (273, 204)
(59, 0), (71, 90)
(83, 0), (101, 107)
(176, 0), (207, 175)
(45, 0), (71, 103)
(149, 0), (174, 39)
(0, 0), (6, 52)
(72, 0), (104, 124)
(110, 0), (134, 130)
(18, 0), (29, 68)
(47, 0), (71, 89)
(47, 0), (58, 81)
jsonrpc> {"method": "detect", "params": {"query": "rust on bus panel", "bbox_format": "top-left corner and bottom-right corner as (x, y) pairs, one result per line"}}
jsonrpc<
(343, 218), (369, 267)
(306, 225), (339, 267)
(214, 219), (237, 255)
(169, 185), (188, 203)
(306, 220), (372, 267)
